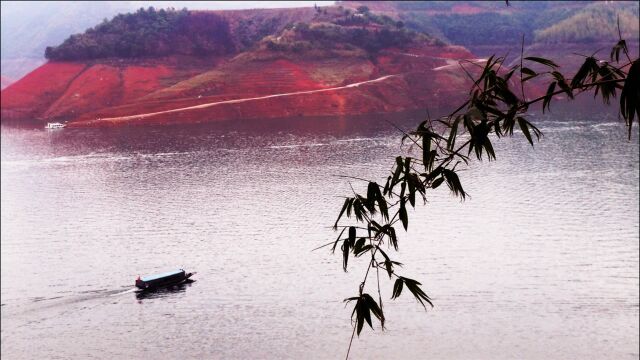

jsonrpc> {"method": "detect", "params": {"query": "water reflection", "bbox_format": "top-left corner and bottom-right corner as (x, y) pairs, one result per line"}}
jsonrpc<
(2, 111), (425, 158)
(1, 114), (638, 359)
(135, 280), (196, 301)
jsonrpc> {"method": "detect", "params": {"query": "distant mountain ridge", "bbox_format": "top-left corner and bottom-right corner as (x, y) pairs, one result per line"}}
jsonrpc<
(534, 2), (639, 43)
(341, 1), (639, 47)
(0, 1), (132, 81)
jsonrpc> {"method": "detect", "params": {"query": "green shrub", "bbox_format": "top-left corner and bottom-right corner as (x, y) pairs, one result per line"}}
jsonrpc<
(45, 7), (234, 60)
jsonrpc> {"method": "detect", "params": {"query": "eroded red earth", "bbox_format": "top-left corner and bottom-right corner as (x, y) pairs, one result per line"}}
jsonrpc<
(1, 44), (480, 127)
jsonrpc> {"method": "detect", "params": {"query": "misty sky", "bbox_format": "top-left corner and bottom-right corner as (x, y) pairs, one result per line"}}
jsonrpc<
(129, 1), (335, 10)
(0, 1), (336, 13)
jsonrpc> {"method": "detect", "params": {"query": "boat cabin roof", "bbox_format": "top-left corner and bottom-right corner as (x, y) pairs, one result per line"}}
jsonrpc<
(141, 269), (184, 282)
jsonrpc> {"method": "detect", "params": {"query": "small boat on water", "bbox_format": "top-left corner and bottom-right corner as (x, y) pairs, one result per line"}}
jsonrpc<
(135, 269), (194, 290)
(45, 122), (66, 129)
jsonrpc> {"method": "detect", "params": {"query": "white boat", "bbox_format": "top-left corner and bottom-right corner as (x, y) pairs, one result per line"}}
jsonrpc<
(45, 122), (66, 129)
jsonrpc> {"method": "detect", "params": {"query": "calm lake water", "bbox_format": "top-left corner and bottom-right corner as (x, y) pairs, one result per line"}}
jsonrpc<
(1, 113), (638, 359)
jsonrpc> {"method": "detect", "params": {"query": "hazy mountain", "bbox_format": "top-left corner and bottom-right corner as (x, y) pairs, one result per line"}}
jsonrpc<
(340, 1), (639, 51)
(1, 1), (131, 80)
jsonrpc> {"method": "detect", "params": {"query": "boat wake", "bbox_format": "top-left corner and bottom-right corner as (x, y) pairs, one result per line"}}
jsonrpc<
(109, 288), (138, 297)
(1, 286), (137, 319)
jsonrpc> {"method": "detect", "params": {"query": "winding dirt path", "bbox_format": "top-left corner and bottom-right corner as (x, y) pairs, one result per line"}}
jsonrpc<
(86, 74), (400, 123)
(432, 58), (487, 71)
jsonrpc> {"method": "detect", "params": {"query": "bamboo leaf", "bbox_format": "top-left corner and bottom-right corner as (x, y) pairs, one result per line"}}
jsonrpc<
(356, 301), (365, 335)
(553, 71), (574, 99)
(431, 177), (444, 189)
(354, 244), (373, 257)
(408, 176), (416, 207)
(422, 167), (441, 183)
(422, 133), (431, 171)
(334, 198), (350, 230)
(525, 56), (558, 68)
(447, 116), (461, 150)
(571, 57), (597, 88)
(331, 227), (347, 253)
(366, 182), (377, 214)
(391, 278), (404, 299)
(442, 169), (466, 199)
(399, 199), (408, 231)
(402, 277), (434, 309)
(376, 246), (394, 278)
(620, 59), (639, 139)
(387, 225), (398, 250)
(347, 294), (385, 336)
(378, 192), (389, 221)
(543, 81), (556, 113)
(343, 227), (356, 271)
(353, 237), (366, 254)
(353, 198), (365, 222)
(391, 156), (403, 188)
(383, 176), (391, 196)
(363, 304), (373, 328)
(364, 293), (385, 329)
(517, 117), (534, 146)
(610, 39), (627, 63)
(404, 157), (411, 177)
(483, 137), (496, 160)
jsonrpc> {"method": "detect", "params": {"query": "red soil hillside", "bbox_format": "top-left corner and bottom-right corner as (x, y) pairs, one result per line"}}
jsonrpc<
(1, 6), (481, 127)
(1, 44), (478, 128)
(1, 63), (87, 122)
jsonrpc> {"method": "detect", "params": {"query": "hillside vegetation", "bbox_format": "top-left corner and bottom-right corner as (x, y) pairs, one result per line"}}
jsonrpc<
(341, 1), (639, 47)
(44, 6), (435, 62)
(45, 8), (235, 60)
(262, 6), (433, 57)
(401, 5), (582, 46)
(535, 2), (640, 43)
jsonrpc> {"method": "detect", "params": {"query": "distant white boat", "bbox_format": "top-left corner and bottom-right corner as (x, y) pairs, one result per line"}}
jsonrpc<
(45, 122), (66, 129)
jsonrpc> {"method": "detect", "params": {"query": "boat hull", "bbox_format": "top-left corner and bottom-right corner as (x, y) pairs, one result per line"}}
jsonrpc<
(135, 270), (194, 290)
